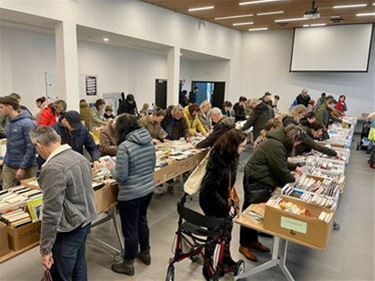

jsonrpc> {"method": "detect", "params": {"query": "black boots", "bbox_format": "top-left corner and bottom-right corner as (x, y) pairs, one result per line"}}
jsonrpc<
(137, 248), (151, 265)
(111, 259), (135, 276)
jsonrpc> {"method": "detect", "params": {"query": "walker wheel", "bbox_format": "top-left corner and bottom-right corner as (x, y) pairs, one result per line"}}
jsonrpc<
(165, 265), (175, 281)
(234, 260), (246, 278)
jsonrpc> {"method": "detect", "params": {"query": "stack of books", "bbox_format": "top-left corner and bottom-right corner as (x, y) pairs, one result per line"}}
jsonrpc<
(0, 208), (32, 228)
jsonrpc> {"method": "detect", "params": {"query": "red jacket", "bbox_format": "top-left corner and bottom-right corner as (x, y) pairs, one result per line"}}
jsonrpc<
(38, 104), (58, 126)
(335, 102), (346, 113)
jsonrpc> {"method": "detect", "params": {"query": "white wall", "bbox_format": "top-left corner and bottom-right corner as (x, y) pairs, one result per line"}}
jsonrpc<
(180, 59), (230, 98)
(241, 30), (375, 116)
(0, 26), (56, 113)
(1, 0), (243, 98)
(78, 41), (167, 107)
(0, 26), (169, 112)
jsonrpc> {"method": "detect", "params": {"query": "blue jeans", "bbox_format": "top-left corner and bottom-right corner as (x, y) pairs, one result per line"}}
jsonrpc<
(50, 224), (91, 281)
(118, 193), (153, 260)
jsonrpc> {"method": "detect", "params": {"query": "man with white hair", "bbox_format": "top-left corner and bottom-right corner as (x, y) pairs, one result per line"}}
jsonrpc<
(30, 126), (97, 281)
(295, 88), (311, 108)
(196, 107), (235, 149)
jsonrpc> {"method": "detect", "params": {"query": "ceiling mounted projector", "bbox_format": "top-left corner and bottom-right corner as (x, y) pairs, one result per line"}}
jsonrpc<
(304, 1), (320, 19)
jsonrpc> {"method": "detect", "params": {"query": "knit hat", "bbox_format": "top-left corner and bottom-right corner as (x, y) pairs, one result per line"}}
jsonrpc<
(64, 110), (82, 130)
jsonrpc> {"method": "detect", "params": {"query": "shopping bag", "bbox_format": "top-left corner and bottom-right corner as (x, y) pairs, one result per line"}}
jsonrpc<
(228, 173), (240, 215)
(41, 270), (53, 281)
(183, 150), (211, 195)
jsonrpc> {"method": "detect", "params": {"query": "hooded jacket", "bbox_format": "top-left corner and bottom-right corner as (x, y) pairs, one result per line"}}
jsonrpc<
(199, 149), (237, 218)
(4, 111), (36, 169)
(196, 116), (235, 149)
(111, 128), (156, 201)
(241, 102), (275, 140)
(52, 121), (100, 161)
(183, 106), (207, 136)
(79, 101), (90, 128)
(244, 127), (295, 189)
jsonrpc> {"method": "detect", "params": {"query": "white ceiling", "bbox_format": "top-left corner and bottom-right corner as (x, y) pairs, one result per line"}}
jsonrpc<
(0, 8), (228, 62)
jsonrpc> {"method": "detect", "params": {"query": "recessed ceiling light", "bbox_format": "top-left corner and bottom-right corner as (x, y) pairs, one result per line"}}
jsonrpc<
(333, 4), (367, 9)
(275, 17), (309, 23)
(215, 14), (254, 20)
(233, 22), (254, 26)
(303, 23), (326, 27)
(330, 15), (341, 19)
(257, 11), (284, 16)
(249, 27), (269, 31)
(188, 6), (214, 12)
(103, 38), (109, 42)
(373, 2), (375, 6)
(356, 12), (375, 16)
(310, 23), (326, 27)
(240, 0), (283, 5)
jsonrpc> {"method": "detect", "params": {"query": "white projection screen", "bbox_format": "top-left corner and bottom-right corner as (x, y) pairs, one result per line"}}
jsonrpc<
(290, 24), (373, 72)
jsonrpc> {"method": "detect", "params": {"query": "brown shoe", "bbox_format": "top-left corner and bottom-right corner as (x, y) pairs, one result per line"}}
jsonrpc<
(248, 241), (270, 253)
(239, 246), (258, 262)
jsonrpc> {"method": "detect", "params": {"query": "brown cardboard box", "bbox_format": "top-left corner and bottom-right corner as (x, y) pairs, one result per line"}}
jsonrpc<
(7, 221), (41, 251)
(0, 223), (10, 256)
(264, 197), (333, 250)
(94, 181), (118, 214)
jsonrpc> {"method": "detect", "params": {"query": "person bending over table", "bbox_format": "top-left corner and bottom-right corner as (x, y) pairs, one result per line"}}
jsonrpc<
(184, 103), (207, 137)
(239, 125), (304, 262)
(196, 107), (235, 149)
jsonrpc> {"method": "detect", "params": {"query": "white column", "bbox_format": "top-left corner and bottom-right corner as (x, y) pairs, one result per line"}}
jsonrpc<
(55, 21), (80, 111)
(167, 46), (180, 106)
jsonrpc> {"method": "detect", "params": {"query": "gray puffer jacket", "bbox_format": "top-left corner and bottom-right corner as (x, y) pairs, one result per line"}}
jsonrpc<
(112, 128), (156, 201)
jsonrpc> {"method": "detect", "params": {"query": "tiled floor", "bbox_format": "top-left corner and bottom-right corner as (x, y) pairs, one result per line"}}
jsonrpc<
(1, 140), (374, 281)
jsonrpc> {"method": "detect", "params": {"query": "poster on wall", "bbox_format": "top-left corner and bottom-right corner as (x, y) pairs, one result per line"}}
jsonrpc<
(86, 76), (97, 96)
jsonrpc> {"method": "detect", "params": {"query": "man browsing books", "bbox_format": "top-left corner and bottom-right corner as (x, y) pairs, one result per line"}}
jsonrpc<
(30, 126), (97, 281)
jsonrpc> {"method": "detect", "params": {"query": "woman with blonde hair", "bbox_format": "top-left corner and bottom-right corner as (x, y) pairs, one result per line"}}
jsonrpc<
(283, 105), (308, 127)
(139, 103), (149, 118)
(199, 100), (212, 131)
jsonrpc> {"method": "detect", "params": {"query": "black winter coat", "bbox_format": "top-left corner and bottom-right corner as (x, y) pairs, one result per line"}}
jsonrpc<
(241, 102), (275, 140)
(118, 100), (138, 116)
(233, 102), (246, 122)
(199, 151), (237, 218)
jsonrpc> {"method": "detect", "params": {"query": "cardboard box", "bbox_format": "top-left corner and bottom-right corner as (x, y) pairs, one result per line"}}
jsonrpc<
(94, 181), (118, 214)
(7, 221), (41, 251)
(264, 197), (333, 250)
(0, 223), (10, 256)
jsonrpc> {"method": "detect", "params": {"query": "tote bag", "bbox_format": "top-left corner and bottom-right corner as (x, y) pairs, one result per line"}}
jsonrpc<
(184, 150), (211, 195)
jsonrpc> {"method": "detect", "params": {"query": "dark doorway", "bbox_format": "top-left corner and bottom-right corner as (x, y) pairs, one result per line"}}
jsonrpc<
(155, 79), (167, 109)
(191, 81), (225, 108)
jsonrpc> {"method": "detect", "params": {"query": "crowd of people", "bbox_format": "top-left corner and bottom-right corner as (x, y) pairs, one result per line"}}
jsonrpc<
(0, 87), (371, 281)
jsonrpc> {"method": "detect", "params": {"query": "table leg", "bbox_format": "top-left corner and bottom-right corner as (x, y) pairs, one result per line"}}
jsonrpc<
(234, 237), (296, 281)
(280, 240), (295, 281)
